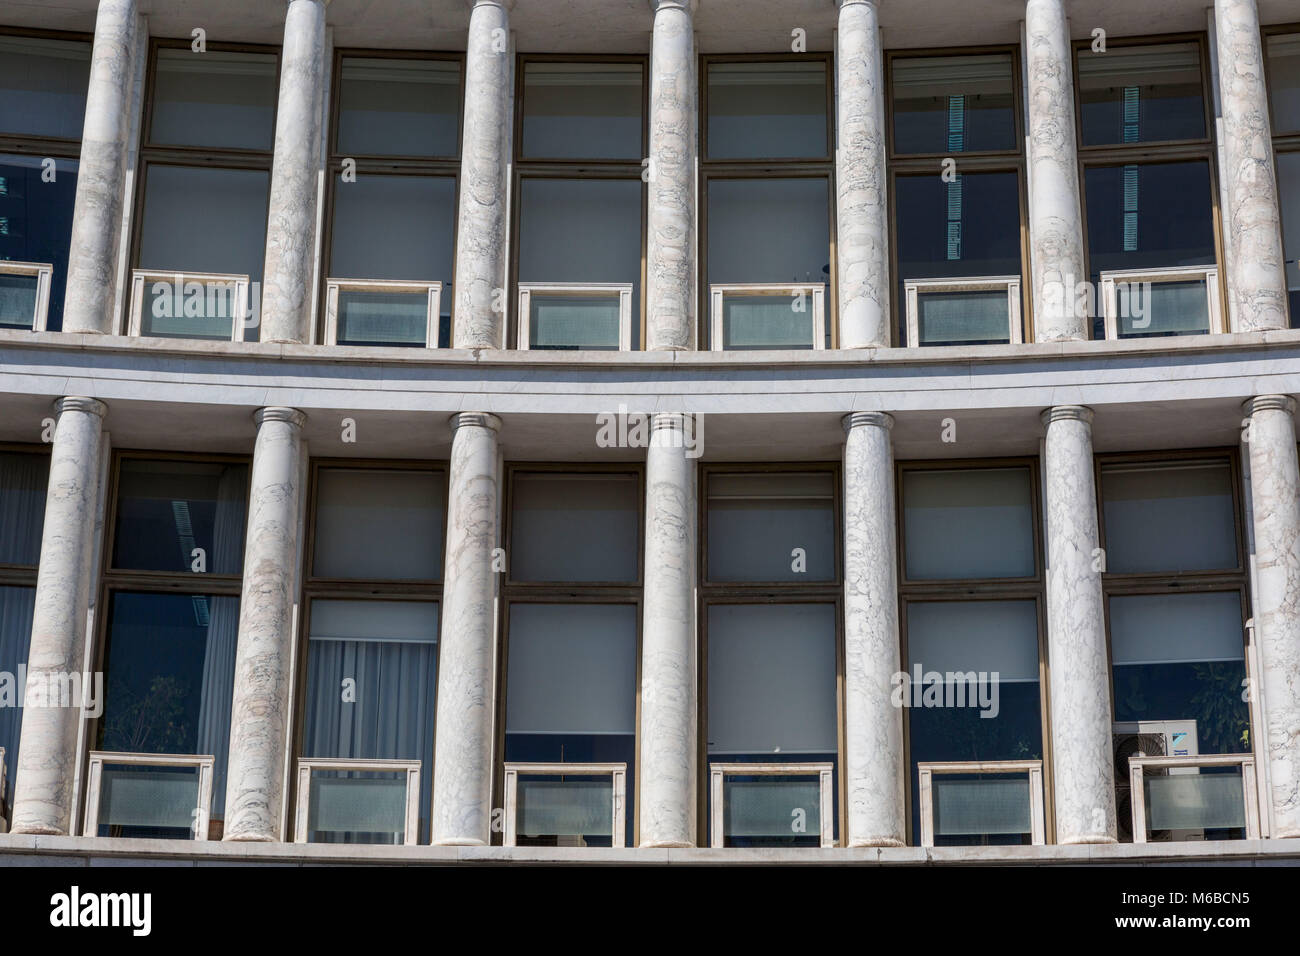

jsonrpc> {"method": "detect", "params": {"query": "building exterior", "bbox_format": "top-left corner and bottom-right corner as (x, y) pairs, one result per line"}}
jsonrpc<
(0, 0), (1299, 866)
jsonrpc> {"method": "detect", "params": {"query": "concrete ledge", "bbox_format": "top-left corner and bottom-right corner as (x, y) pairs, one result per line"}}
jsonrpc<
(0, 833), (1296, 865)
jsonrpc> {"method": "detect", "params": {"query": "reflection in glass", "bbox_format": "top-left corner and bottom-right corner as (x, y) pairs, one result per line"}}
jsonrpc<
(706, 61), (828, 159)
(149, 49), (278, 151)
(722, 774), (822, 847)
(1266, 33), (1300, 134)
(0, 36), (91, 140)
(522, 62), (643, 160)
(99, 592), (241, 833)
(1077, 43), (1205, 146)
(516, 774), (615, 847)
(916, 290), (1011, 346)
(0, 155), (79, 330)
(336, 57), (460, 158)
(1278, 152), (1300, 328)
(336, 291), (429, 347)
(892, 54), (1016, 154)
(304, 769), (412, 844)
(0, 273), (40, 329)
(528, 295), (622, 350)
(931, 773), (1033, 844)
(95, 763), (204, 840)
(720, 295), (812, 350)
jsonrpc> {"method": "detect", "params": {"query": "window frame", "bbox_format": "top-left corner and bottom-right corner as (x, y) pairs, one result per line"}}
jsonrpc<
(697, 461), (845, 847)
(895, 456), (1053, 846)
(321, 47), (465, 348)
(1264, 22), (1300, 328)
(292, 756), (423, 845)
(82, 751), (216, 840)
(509, 54), (649, 351)
(885, 44), (1032, 347)
(699, 52), (838, 351)
(127, 37), (282, 340)
(1071, 32), (1228, 339)
(495, 462), (646, 847)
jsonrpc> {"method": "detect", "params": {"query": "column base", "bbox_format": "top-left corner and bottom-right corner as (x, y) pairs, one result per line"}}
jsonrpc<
(431, 838), (489, 847)
(10, 824), (69, 836)
(639, 840), (694, 849)
(1058, 836), (1119, 846)
(848, 837), (907, 848)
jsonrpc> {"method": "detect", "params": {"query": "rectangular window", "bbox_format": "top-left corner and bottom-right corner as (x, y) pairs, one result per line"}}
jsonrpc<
(1076, 42), (1207, 146)
(1127, 753), (1258, 842)
(0, 261), (54, 332)
(890, 54), (1018, 155)
(706, 471), (836, 583)
(710, 762), (835, 848)
(311, 467), (445, 581)
(508, 471), (639, 583)
(521, 62), (643, 160)
(901, 466), (1035, 581)
(336, 56), (460, 159)
(705, 60), (829, 160)
(1277, 137), (1300, 327)
(1266, 32), (1300, 135)
(148, 49), (278, 151)
(0, 34), (91, 141)
(917, 761), (1046, 847)
(502, 763), (628, 848)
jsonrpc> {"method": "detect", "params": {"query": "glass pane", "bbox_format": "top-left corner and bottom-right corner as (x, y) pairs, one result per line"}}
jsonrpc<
(1100, 461), (1236, 573)
(336, 57), (459, 157)
(306, 770), (409, 844)
(932, 774), (1031, 838)
(1144, 770), (1245, 834)
(1110, 592), (1250, 755)
(100, 592), (240, 828)
(1114, 279), (1209, 337)
(707, 472), (835, 582)
(139, 278), (241, 340)
(0, 585), (37, 795)
(891, 54), (1016, 154)
(1084, 161), (1217, 338)
(706, 61), (828, 159)
(506, 604), (637, 735)
(707, 604), (837, 754)
(138, 165), (270, 291)
(916, 290), (1011, 345)
(721, 295), (812, 349)
(97, 764), (201, 838)
(1277, 152), (1300, 328)
(112, 459), (249, 573)
(516, 775), (613, 846)
(0, 154), (78, 331)
(530, 295), (621, 350)
(1078, 43), (1206, 146)
(510, 473), (638, 582)
(907, 600), (1040, 682)
(0, 273), (37, 329)
(522, 62), (642, 159)
(0, 451), (47, 566)
(336, 291), (429, 347)
(903, 468), (1034, 580)
(707, 178), (830, 347)
(149, 49), (278, 151)
(517, 178), (642, 347)
(895, 171), (1021, 347)
(329, 174), (456, 299)
(0, 36), (91, 140)
(312, 469), (444, 580)
(1268, 33), (1300, 134)
(723, 775), (821, 843)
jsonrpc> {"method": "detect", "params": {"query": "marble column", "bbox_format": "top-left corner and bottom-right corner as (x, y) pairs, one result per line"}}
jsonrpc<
(1041, 406), (1116, 843)
(1243, 396), (1300, 836)
(259, 0), (329, 344)
(223, 407), (306, 841)
(61, 0), (138, 335)
(431, 412), (501, 845)
(1215, 0), (1289, 332)
(10, 398), (107, 835)
(639, 413), (696, 846)
(452, 0), (514, 350)
(1025, 0), (1088, 342)
(644, 0), (698, 352)
(834, 1), (890, 350)
(841, 412), (906, 845)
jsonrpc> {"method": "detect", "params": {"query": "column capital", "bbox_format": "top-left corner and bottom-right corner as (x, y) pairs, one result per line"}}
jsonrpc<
(842, 411), (893, 432)
(650, 411), (691, 432)
(1243, 394), (1298, 416)
(450, 411), (502, 432)
(254, 406), (307, 429)
(1041, 405), (1094, 428)
(649, 0), (697, 14)
(53, 397), (108, 419)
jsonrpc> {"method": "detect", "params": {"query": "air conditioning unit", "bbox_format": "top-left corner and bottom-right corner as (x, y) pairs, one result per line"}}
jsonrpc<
(1113, 720), (1200, 842)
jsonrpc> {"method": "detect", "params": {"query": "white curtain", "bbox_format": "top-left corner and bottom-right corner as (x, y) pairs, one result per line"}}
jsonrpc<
(0, 451), (48, 566)
(194, 465), (247, 819)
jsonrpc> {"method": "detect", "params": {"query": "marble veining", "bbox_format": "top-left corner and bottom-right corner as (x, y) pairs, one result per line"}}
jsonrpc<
(842, 412), (906, 845)
(431, 411), (501, 844)
(11, 398), (107, 835)
(223, 407), (306, 841)
(1041, 406), (1117, 843)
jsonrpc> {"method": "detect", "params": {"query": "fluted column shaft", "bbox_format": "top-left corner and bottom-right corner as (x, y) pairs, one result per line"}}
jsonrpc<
(1243, 396), (1300, 836)
(834, 1), (890, 349)
(259, 0), (329, 344)
(11, 398), (107, 834)
(1215, 0), (1289, 332)
(645, 0), (698, 351)
(842, 412), (905, 845)
(452, 0), (514, 349)
(431, 412), (502, 845)
(639, 413), (696, 845)
(222, 407), (306, 841)
(1025, 0), (1088, 341)
(1041, 406), (1116, 843)
(61, 0), (138, 335)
